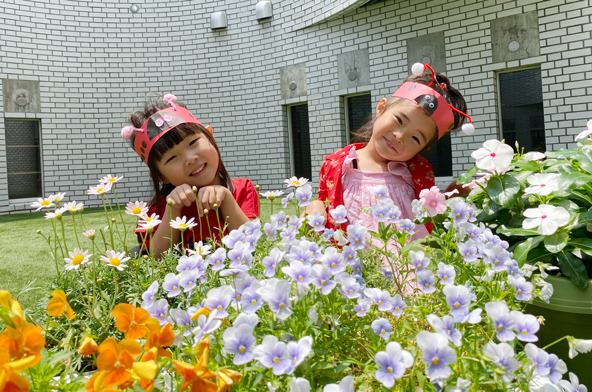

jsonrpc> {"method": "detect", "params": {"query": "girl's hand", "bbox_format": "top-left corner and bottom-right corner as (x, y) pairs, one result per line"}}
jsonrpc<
(304, 199), (328, 220)
(196, 185), (230, 217)
(167, 184), (196, 210)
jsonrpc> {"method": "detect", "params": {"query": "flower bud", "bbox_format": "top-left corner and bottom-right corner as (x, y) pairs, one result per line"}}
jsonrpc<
(255, 184), (260, 191)
(537, 316), (545, 325)
(111, 218), (116, 222)
(204, 209), (209, 215)
(36, 230), (41, 234)
(167, 199), (173, 206)
(143, 255), (149, 260)
(97, 278), (103, 283)
(192, 186), (198, 194)
(213, 203), (218, 210)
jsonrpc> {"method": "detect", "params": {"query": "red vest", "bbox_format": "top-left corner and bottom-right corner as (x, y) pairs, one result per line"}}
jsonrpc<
(317, 143), (435, 231)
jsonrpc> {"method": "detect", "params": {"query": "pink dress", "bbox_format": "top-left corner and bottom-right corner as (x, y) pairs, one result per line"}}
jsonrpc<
(341, 147), (427, 292)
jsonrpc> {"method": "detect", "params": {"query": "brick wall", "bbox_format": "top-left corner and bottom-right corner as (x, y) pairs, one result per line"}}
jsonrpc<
(1, 0), (591, 213)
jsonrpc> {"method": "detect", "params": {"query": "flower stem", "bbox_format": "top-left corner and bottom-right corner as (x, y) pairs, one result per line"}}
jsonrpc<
(101, 194), (115, 248)
(111, 187), (128, 251)
(71, 214), (81, 248)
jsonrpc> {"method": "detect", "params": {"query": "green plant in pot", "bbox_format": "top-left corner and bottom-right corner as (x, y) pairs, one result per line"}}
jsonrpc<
(459, 121), (592, 387)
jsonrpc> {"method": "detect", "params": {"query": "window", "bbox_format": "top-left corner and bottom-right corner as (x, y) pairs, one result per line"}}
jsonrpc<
(288, 104), (312, 180)
(4, 119), (42, 199)
(344, 93), (372, 145)
(499, 68), (546, 152)
(421, 132), (452, 177)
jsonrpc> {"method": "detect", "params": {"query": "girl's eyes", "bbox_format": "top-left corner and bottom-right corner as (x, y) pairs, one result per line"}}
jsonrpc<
(412, 136), (420, 144)
(395, 116), (403, 125)
(165, 155), (176, 164)
(189, 138), (199, 146)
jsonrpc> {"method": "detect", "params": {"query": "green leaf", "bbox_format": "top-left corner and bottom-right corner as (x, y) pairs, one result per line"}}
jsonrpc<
(513, 159), (540, 172)
(457, 166), (479, 184)
(544, 232), (569, 253)
(567, 238), (592, 253)
(487, 175), (521, 208)
(576, 210), (592, 225)
(576, 149), (592, 173)
(496, 225), (539, 237)
(557, 251), (589, 289)
(525, 247), (555, 264)
(559, 172), (592, 189)
(514, 236), (544, 265)
(546, 149), (578, 159)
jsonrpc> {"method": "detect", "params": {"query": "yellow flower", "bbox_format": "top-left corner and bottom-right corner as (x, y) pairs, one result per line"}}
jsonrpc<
(47, 290), (75, 320)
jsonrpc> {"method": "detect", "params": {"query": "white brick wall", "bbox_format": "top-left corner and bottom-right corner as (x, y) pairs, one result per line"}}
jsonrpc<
(1, 0), (591, 213)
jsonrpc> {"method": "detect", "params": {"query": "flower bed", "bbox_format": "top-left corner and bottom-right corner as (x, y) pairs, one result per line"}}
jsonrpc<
(2, 134), (592, 391)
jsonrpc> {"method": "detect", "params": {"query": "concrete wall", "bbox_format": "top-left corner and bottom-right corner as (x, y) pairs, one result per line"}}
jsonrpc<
(1, 0), (591, 213)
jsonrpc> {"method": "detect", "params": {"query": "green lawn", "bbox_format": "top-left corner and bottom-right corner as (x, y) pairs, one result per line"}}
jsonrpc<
(0, 198), (296, 310)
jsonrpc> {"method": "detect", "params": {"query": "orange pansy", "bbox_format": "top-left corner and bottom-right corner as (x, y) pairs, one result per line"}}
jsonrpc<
(78, 337), (99, 356)
(144, 320), (175, 359)
(133, 347), (159, 392)
(112, 303), (151, 340)
(96, 337), (142, 388)
(0, 291), (25, 327)
(0, 323), (45, 364)
(47, 290), (75, 320)
(171, 336), (218, 392)
(216, 368), (243, 392)
(0, 348), (37, 392)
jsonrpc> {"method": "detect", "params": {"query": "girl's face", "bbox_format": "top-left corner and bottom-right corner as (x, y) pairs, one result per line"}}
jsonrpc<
(370, 98), (438, 162)
(155, 131), (221, 188)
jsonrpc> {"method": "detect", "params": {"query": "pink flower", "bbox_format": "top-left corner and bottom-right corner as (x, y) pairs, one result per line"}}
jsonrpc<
(419, 186), (447, 216)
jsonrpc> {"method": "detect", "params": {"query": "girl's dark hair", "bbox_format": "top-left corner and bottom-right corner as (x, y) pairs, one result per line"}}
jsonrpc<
(351, 72), (467, 153)
(126, 93), (234, 215)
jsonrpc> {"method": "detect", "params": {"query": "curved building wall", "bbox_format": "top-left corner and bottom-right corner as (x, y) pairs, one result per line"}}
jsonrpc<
(0, 0), (590, 213)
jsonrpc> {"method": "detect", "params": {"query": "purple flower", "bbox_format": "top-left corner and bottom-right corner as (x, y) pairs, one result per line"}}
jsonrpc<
(205, 285), (233, 319)
(482, 342), (519, 383)
(281, 261), (313, 286)
(234, 313), (259, 328)
(388, 205), (401, 223)
(389, 294), (405, 317)
(245, 232), (262, 252)
(147, 299), (169, 326)
(260, 279), (293, 320)
(347, 224), (367, 251)
(511, 311), (539, 343)
(340, 276), (361, 299)
(457, 242), (477, 264)
(192, 312), (222, 345)
(329, 205), (348, 225)
(322, 247), (346, 275)
(264, 221), (279, 241)
(505, 260), (524, 278)
(222, 230), (246, 248)
(280, 225), (298, 242)
(427, 314), (462, 347)
(177, 254), (200, 272)
(368, 185), (389, 200)
(342, 245), (358, 265)
(141, 281), (159, 308)
(179, 270), (201, 293)
(463, 223), (482, 241)
(228, 241), (252, 269)
(287, 215), (304, 229)
(371, 318), (392, 340)
(311, 265), (336, 295)
(271, 211), (288, 229)
(409, 250), (430, 271)
(285, 336), (313, 374)
(436, 263), (456, 285)
(417, 270), (436, 294)
(281, 192), (294, 208)
(163, 273), (183, 298)
(525, 343), (550, 377)
(485, 301), (516, 342)
(443, 285), (472, 322)
(253, 335), (292, 375)
(483, 244), (510, 272)
(363, 288), (392, 312)
(559, 373), (587, 392)
(416, 331), (457, 380)
(169, 308), (193, 336)
(374, 342), (414, 388)
(223, 323), (256, 365)
(295, 184), (313, 207)
(351, 261), (363, 276)
(207, 248), (227, 271)
(323, 228), (335, 241)
(399, 219), (415, 235)
(449, 199), (470, 223)
(240, 285), (263, 314)
(354, 298), (372, 317)
(508, 276), (533, 301)
(262, 247), (285, 277)
(372, 202), (392, 223)
(286, 244), (314, 265)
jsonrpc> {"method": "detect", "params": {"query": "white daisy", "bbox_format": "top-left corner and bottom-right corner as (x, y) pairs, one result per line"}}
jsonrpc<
(260, 190), (284, 200)
(100, 250), (130, 271)
(87, 183), (113, 195)
(99, 174), (123, 184)
(125, 201), (148, 217)
(83, 229), (95, 240)
(170, 216), (197, 232)
(139, 220), (161, 233)
(284, 176), (309, 188)
(45, 207), (66, 220)
(187, 241), (211, 257)
(64, 201), (84, 213)
(64, 249), (92, 270)
(50, 192), (66, 203)
(31, 197), (55, 211)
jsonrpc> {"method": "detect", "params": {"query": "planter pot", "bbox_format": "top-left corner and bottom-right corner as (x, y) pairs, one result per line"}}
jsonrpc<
(526, 275), (592, 388)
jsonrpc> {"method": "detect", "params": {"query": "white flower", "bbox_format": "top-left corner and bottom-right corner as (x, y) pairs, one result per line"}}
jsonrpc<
(284, 177), (309, 188)
(523, 151), (546, 161)
(125, 201), (148, 216)
(87, 182), (112, 195)
(524, 174), (560, 196)
(170, 216), (197, 232)
(64, 249), (91, 270)
(45, 207), (66, 220)
(567, 336), (592, 359)
(99, 174), (123, 184)
(290, 378), (310, 392)
(574, 120), (592, 144)
(333, 230), (349, 246)
(522, 204), (570, 235)
(100, 250), (130, 271)
(323, 376), (354, 392)
(83, 229), (96, 240)
(139, 220), (161, 233)
(187, 241), (211, 256)
(31, 197), (55, 211)
(64, 201), (84, 213)
(51, 192), (66, 203)
(471, 140), (514, 172)
(260, 190), (284, 200)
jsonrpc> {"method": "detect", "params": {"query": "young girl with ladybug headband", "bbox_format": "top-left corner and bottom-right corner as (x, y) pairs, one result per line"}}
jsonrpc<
(122, 93), (259, 258)
(306, 64), (474, 241)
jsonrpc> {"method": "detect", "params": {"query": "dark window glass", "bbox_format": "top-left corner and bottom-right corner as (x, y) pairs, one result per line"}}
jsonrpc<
(499, 68), (546, 152)
(347, 94), (372, 144)
(4, 120), (42, 199)
(421, 131), (452, 177)
(290, 105), (311, 180)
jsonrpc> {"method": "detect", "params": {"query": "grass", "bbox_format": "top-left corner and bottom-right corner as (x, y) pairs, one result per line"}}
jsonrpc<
(0, 198), (296, 310)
